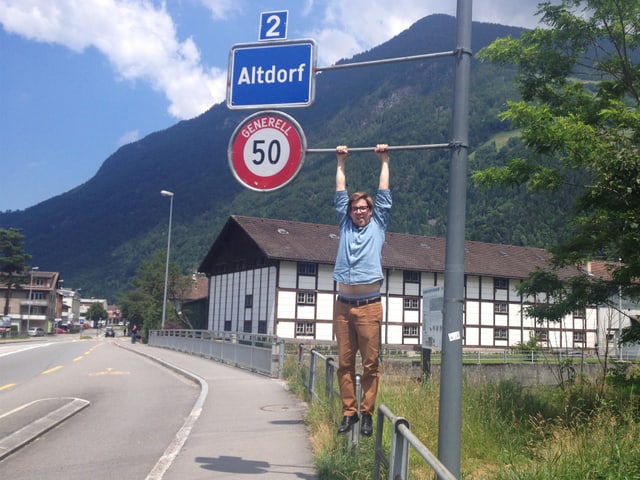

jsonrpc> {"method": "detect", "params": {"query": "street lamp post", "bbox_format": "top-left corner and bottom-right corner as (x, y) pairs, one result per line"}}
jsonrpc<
(619, 258), (623, 361)
(27, 266), (39, 332)
(160, 190), (174, 329)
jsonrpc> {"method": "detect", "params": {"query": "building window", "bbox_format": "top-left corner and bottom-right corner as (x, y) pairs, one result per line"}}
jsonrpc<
(224, 320), (232, 331)
(243, 320), (252, 333)
(574, 331), (586, 343)
(573, 308), (586, 318)
(31, 292), (45, 300)
(24, 305), (46, 316)
(297, 292), (316, 305)
(403, 325), (419, 337)
(494, 278), (508, 290)
(403, 271), (420, 283)
(297, 262), (317, 276)
(535, 329), (548, 341)
(494, 302), (508, 314)
(494, 327), (508, 340)
(296, 322), (315, 335)
(244, 294), (253, 308)
(258, 321), (267, 334)
(403, 298), (420, 310)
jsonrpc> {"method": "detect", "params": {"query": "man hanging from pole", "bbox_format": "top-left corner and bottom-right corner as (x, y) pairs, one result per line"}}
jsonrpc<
(332, 144), (391, 437)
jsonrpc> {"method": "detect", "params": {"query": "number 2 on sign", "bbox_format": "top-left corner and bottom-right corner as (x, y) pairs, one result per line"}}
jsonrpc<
(252, 139), (281, 165)
(264, 15), (282, 38)
(260, 11), (288, 41)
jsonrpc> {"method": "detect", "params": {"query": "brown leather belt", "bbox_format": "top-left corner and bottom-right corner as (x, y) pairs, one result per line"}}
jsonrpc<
(338, 296), (381, 307)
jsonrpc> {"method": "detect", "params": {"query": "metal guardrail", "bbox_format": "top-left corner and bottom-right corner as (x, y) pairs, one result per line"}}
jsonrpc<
(373, 404), (456, 480)
(389, 348), (634, 367)
(148, 329), (284, 377)
(301, 348), (339, 403)
(301, 347), (456, 479)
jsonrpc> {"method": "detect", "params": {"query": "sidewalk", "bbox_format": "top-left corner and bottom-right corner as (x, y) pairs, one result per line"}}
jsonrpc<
(120, 341), (317, 480)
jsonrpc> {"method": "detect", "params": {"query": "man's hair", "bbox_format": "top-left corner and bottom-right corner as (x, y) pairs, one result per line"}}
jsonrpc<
(348, 191), (373, 210)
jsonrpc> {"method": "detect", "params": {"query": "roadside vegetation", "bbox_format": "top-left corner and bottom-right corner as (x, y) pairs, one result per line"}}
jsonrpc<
(285, 358), (640, 479)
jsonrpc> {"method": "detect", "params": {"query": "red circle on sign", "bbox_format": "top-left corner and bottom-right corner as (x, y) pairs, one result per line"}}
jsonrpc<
(228, 110), (306, 191)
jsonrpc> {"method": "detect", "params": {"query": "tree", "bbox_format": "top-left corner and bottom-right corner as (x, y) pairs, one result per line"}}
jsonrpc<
(476, 0), (640, 339)
(86, 302), (108, 326)
(119, 250), (194, 333)
(0, 227), (32, 316)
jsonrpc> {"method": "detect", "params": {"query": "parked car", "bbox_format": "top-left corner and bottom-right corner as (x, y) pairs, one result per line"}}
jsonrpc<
(105, 327), (115, 338)
(54, 327), (68, 334)
(27, 327), (45, 337)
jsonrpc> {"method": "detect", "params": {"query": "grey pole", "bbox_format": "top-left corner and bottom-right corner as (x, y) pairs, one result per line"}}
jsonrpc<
(27, 266), (39, 333)
(438, 0), (472, 478)
(160, 190), (174, 329)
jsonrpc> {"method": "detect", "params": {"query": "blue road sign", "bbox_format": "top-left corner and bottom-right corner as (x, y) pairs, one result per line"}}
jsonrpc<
(227, 39), (316, 110)
(259, 11), (288, 41)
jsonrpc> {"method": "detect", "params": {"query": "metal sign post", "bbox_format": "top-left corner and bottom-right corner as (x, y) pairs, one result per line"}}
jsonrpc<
(438, 1), (473, 478)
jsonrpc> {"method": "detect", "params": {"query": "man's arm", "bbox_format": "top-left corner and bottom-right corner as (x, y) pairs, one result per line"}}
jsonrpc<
(336, 145), (348, 191)
(376, 144), (390, 190)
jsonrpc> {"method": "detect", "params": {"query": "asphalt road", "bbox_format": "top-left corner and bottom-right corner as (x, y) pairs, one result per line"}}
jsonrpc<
(0, 334), (199, 479)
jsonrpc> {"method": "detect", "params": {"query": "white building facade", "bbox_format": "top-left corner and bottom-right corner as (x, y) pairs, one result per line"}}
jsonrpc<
(200, 216), (638, 353)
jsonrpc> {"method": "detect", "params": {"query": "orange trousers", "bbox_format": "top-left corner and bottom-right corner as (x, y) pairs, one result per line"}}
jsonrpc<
(333, 300), (382, 416)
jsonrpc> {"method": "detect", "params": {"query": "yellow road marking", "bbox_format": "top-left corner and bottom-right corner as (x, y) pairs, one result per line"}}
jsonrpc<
(85, 344), (102, 355)
(73, 356), (84, 362)
(42, 365), (64, 375)
(0, 383), (16, 391)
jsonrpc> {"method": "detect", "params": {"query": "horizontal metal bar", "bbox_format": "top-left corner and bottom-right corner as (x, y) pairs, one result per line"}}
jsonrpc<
(315, 50), (456, 72)
(306, 143), (452, 154)
(377, 403), (457, 480)
(396, 423), (458, 480)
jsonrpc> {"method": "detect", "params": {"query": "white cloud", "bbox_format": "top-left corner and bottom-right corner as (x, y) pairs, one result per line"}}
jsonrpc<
(0, 0), (223, 119)
(117, 129), (140, 147)
(0, 0), (549, 122)
(196, 0), (241, 20)
(305, 0), (546, 65)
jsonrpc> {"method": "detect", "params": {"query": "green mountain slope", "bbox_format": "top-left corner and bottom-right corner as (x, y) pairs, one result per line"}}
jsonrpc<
(0, 15), (576, 301)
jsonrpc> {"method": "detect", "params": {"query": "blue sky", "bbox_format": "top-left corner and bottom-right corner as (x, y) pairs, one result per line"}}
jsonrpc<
(0, 0), (544, 211)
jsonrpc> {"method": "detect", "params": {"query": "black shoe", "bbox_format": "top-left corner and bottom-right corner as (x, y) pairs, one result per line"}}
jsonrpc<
(337, 414), (359, 434)
(361, 414), (373, 437)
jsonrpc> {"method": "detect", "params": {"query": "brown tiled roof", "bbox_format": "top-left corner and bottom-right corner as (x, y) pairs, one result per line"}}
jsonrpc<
(184, 276), (209, 301)
(200, 215), (556, 280)
(0, 270), (60, 289)
(584, 261), (615, 281)
(233, 215), (340, 264)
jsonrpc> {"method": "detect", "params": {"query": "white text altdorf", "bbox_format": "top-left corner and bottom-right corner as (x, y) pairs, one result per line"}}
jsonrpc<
(237, 63), (307, 86)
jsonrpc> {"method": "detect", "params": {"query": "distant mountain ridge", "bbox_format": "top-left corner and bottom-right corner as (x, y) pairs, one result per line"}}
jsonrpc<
(1, 15), (576, 301)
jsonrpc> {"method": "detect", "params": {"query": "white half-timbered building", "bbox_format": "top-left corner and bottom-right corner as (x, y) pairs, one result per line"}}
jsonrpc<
(198, 215), (636, 353)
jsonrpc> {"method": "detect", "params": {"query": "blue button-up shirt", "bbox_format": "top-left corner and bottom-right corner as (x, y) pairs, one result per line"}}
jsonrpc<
(333, 189), (392, 285)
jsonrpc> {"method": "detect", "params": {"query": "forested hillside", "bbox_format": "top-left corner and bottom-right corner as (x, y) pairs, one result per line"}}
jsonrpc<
(0, 15), (578, 301)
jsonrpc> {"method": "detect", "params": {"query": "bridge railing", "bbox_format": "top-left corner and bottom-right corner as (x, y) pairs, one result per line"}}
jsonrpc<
(148, 329), (284, 377)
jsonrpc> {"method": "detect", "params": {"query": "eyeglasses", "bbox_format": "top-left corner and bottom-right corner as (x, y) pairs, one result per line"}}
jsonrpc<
(351, 205), (371, 213)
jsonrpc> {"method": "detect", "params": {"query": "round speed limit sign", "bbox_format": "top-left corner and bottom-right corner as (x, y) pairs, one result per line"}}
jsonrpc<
(228, 110), (306, 191)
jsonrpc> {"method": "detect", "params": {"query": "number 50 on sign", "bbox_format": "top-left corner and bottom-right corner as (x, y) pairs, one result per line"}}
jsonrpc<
(228, 111), (307, 192)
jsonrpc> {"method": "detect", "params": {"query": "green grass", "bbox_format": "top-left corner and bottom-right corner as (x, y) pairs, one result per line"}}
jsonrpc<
(468, 130), (522, 161)
(285, 358), (640, 479)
